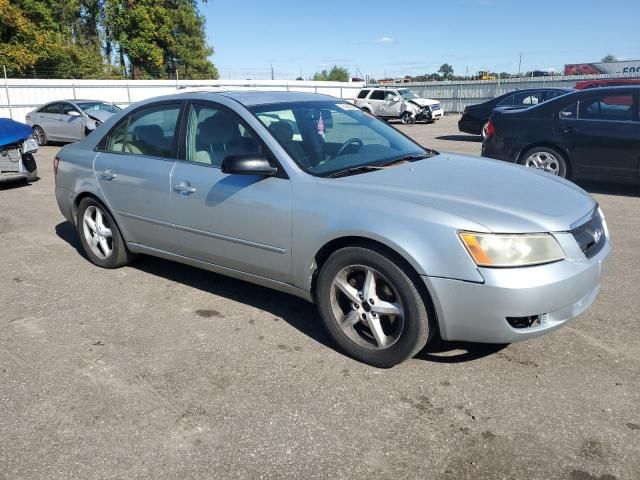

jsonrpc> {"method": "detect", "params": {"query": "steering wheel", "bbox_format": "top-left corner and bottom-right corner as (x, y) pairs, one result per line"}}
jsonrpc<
(336, 138), (364, 157)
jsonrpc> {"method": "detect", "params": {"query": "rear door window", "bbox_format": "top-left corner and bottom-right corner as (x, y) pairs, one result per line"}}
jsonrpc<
(513, 91), (545, 106)
(41, 103), (61, 114)
(578, 94), (634, 121)
(369, 90), (386, 100)
(357, 89), (370, 99)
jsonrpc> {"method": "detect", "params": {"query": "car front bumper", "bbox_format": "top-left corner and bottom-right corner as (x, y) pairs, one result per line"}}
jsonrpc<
(430, 109), (444, 119)
(424, 235), (610, 344)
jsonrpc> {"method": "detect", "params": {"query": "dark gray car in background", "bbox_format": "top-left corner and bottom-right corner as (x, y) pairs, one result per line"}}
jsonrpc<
(53, 91), (610, 367)
(26, 100), (120, 145)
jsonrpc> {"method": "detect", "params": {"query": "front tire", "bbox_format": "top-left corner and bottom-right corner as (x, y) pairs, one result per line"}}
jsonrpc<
(77, 198), (135, 268)
(316, 246), (433, 367)
(32, 126), (47, 146)
(519, 146), (569, 178)
(401, 111), (415, 125)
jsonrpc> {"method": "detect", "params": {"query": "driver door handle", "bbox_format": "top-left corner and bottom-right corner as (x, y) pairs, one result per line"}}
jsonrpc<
(560, 126), (576, 134)
(174, 181), (196, 195)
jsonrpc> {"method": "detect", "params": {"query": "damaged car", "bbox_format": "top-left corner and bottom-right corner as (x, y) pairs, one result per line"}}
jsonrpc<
(26, 100), (120, 145)
(0, 118), (38, 185)
(354, 87), (444, 124)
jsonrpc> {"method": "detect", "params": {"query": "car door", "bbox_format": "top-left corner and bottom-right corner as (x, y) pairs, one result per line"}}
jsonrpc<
(59, 102), (85, 142)
(94, 102), (184, 252)
(36, 102), (63, 139)
(170, 101), (292, 282)
(556, 92), (640, 178)
(380, 91), (402, 117)
(367, 90), (386, 116)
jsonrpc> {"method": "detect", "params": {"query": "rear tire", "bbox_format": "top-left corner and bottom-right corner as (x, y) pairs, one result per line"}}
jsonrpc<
(316, 246), (433, 367)
(77, 197), (135, 268)
(519, 146), (569, 178)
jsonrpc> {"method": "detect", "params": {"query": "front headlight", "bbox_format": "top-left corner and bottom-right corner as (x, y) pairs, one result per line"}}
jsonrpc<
(459, 232), (565, 267)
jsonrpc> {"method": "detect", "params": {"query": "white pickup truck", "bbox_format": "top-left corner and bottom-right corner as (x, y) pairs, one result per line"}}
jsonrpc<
(353, 87), (444, 124)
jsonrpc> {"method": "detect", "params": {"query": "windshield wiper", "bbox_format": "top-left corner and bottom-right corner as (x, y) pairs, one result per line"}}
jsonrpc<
(327, 152), (437, 178)
(327, 165), (387, 178)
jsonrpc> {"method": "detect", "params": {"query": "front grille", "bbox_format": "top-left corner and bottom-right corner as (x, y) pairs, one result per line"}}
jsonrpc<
(571, 210), (606, 259)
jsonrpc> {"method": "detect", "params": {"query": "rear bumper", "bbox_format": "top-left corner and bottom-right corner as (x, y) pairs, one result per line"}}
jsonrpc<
(481, 135), (518, 163)
(424, 238), (610, 344)
(0, 172), (28, 184)
(55, 185), (75, 224)
(458, 115), (482, 135)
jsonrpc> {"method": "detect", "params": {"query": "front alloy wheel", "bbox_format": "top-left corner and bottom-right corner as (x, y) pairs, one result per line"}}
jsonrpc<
(317, 246), (433, 367)
(331, 265), (405, 350)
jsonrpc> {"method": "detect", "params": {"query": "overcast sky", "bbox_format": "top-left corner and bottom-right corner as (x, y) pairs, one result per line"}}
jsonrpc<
(202, 0), (640, 80)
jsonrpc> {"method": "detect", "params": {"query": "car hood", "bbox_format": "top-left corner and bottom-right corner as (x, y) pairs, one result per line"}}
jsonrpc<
(409, 98), (440, 107)
(84, 110), (114, 122)
(326, 153), (595, 233)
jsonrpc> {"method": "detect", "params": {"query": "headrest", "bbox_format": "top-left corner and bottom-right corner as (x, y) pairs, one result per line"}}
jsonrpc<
(134, 124), (164, 145)
(198, 112), (237, 145)
(269, 121), (294, 142)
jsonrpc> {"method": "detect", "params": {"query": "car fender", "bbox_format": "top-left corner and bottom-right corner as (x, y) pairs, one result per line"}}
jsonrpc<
(290, 179), (487, 293)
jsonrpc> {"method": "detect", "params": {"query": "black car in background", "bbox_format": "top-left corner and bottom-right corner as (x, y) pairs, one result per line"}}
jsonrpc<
(458, 88), (573, 139)
(482, 86), (640, 183)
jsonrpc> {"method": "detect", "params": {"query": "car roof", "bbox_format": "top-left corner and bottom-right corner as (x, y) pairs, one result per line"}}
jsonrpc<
(166, 90), (340, 107)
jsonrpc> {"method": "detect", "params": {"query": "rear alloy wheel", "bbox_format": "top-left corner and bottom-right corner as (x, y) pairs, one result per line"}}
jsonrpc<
(32, 126), (47, 146)
(77, 198), (135, 268)
(317, 246), (433, 367)
(520, 146), (568, 178)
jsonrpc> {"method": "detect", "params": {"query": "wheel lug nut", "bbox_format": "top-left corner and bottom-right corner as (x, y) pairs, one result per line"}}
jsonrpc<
(352, 303), (359, 310)
(358, 292), (364, 300)
(369, 298), (374, 305)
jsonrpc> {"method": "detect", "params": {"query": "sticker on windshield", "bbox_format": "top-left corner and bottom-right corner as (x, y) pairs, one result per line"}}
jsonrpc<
(336, 103), (359, 111)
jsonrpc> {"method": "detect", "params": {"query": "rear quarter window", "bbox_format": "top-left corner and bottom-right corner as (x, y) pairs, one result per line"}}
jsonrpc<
(357, 89), (371, 99)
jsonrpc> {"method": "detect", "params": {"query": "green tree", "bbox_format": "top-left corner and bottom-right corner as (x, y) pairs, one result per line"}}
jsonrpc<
(163, 0), (218, 79)
(438, 63), (453, 80)
(312, 65), (349, 82)
(601, 54), (617, 63)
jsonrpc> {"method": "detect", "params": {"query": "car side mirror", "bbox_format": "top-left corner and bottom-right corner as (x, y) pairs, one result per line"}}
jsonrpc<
(221, 154), (277, 176)
(67, 110), (81, 117)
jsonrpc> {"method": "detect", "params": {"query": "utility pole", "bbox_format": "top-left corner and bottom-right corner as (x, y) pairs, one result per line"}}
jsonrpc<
(3, 65), (13, 120)
(518, 53), (522, 76)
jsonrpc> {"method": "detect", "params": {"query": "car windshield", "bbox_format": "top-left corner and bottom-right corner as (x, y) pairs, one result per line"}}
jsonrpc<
(398, 89), (419, 100)
(250, 101), (434, 177)
(76, 102), (120, 113)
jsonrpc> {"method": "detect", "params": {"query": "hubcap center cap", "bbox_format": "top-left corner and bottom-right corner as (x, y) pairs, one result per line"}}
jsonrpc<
(362, 301), (371, 313)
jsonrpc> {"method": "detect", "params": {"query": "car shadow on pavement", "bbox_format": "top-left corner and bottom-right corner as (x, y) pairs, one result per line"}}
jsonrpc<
(435, 135), (481, 143)
(416, 336), (507, 364)
(55, 221), (333, 350)
(575, 180), (640, 198)
(56, 219), (509, 365)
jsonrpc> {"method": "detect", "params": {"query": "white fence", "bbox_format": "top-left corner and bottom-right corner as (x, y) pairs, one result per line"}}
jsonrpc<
(375, 72), (640, 112)
(0, 79), (366, 122)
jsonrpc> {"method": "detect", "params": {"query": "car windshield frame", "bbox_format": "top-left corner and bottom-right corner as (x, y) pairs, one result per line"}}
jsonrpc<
(248, 100), (434, 178)
(76, 102), (121, 113)
(398, 89), (419, 100)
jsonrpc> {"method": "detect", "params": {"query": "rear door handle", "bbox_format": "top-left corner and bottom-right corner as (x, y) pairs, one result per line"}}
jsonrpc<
(560, 126), (576, 134)
(101, 169), (116, 181)
(174, 181), (196, 195)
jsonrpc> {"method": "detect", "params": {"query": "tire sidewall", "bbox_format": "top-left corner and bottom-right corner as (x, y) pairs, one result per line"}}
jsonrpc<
(520, 146), (569, 178)
(77, 197), (130, 268)
(317, 246), (431, 367)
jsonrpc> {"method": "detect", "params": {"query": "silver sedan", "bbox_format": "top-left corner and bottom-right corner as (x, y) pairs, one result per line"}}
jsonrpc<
(26, 99), (120, 145)
(53, 91), (610, 367)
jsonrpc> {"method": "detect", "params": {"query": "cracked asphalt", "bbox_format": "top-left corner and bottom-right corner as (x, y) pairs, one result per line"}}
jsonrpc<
(1, 116), (639, 479)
